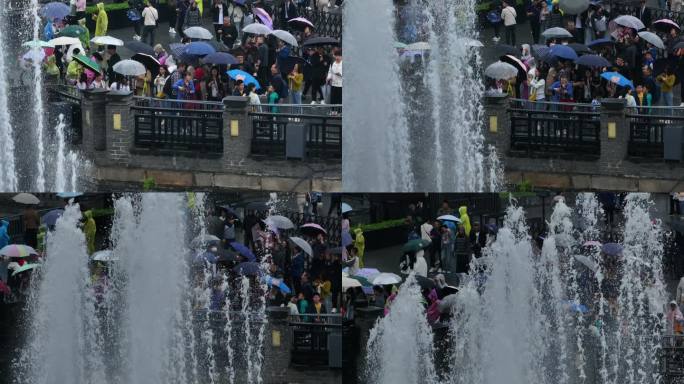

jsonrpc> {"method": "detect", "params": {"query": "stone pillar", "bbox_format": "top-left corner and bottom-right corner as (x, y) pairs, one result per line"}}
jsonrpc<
(354, 306), (383, 379)
(483, 94), (511, 158)
(222, 96), (251, 170)
(599, 98), (629, 171)
(81, 88), (109, 155)
(105, 91), (135, 166)
(262, 306), (291, 384)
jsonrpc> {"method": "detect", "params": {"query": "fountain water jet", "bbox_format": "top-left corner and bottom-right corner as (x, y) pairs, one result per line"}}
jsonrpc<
(0, 5), (17, 190)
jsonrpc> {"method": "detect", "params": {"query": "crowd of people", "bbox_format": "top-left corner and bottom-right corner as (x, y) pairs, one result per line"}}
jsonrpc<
(482, 0), (684, 110)
(32, 0), (343, 108)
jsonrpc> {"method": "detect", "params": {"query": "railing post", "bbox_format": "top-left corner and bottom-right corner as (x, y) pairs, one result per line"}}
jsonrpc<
(483, 94), (511, 157)
(81, 88), (109, 155)
(262, 306), (292, 383)
(105, 91), (135, 166)
(222, 96), (251, 170)
(599, 98), (629, 177)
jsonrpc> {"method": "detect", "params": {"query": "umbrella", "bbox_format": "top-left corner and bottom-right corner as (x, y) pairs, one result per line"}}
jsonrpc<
(583, 240), (602, 247)
(484, 61), (518, 80)
(279, 56), (307, 74)
(407, 41), (430, 51)
(602, 242), (623, 256)
(349, 274), (372, 286)
(227, 69), (261, 90)
(496, 44), (520, 56)
(216, 249), (240, 263)
(202, 51), (238, 65)
(190, 234), (221, 248)
(574, 54), (611, 68)
(402, 238), (432, 253)
(92, 250), (118, 262)
(600, 71), (633, 89)
(131, 53), (161, 71)
(41, 2), (70, 19)
(574, 254), (599, 272)
(23, 39), (54, 48)
(22, 49), (46, 64)
(11, 263), (40, 277)
(563, 300), (589, 313)
(542, 27), (573, 39)
(288, 17), (315, 31)
(0, 244), (38, 258)
(42, 209), (64, 227)
(207, 40), (232, 53)
(264, 275), (292, 294)
(243, 23), (273, 35)
(253, 7), (273, 29)
(270, 29), (298, 47)
(549, 44), (578, 60)
(568, 43), (591, 54)
(341, 202), (352, 214)
(48, 36), (80, 46)
(232, 261), (262, 276)
(12, 193), (40, 205)
(229, 241), (256, 262)
(373, 272), (402, 285)
(532, 44), (550, 57)
(289, 236), (313, 256)
(653, 18), (680, 32)
(460, 37), (484, 47)
(437, 215), (461, 222)
(56, 192), (83, 199)
(265, 215), (294, 229)
(485, 223), (498, 235)
(343, 275), (362, 289)
(219, 205), (241, 219)
(124, 40), (155, 56)
(184, 41), (216, 56)
(73, 54), (101, 73)
(587, 37), (615, 48)
(245, 201), (270, 211)
(501, 54), (527, 73)
(301, 223), (327, 235)
(673, 41), (684, 51)
(184, 26), (214, 40)
(113, 59), (146, 76)
(613, 15), (645, 30)
(559, 0), (589, 15)
(638, 31), (665, 49)
(341, 232), (353, 247)
(90, 36), (124, 46)
(58, 25), (88, 39)
(302, 36), (340, 47)
(415, 275), (436, 291)
(355, 268), (381, 279)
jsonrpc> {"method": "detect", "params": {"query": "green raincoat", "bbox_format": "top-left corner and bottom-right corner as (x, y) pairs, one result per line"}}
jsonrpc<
(84, 210), (96, 255)
(458, 206), (471, 236)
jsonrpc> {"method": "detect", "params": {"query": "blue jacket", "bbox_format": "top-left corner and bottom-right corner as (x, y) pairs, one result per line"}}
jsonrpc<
(291, 251), (305, 279)
(172, 78), (195, 100)
(0, 220), (9, 249)
(551, 81), (573, 102)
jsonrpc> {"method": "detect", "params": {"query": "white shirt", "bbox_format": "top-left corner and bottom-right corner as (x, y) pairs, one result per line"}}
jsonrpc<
(249, 91), (261, 105)
(414, 250), (428, 277)
(142, 6), (159, 26)
(420, 222), (433, 241)
(530, 77), (546, 100)
(327, 61), (342, 88)
(501, 6), (517, 26)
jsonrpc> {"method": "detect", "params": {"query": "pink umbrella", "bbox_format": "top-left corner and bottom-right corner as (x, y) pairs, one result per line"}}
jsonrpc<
(300, 223), (327, 235)
(501, 54), (527, 74)
(0, 244), (38, 258)
(253, 8), (273, 30)
(654, 18), (680, 31)
(288, 17), (314, 30)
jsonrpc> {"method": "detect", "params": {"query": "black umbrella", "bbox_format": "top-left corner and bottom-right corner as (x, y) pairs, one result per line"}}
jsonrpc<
(245, 201), (270, 211)
(302, 36), (339, 47)
(232, 261), (262, 276)
(131, 53), (160, 73)
(672, 41), (684, 51)
(568, 43), (592, 54)
(219, 205), (241, 220)
(415, 275), (436, 291)
(496, 44), (519, 57)
(207, 40), (232, 53)
(279, 56), (308, 74)
(124, 40), (155, 56)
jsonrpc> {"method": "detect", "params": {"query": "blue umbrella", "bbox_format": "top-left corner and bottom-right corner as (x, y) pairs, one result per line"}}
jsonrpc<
(183, 41), (216, 56)
(194, 251), (218, 264)
(600, 72), (634, 89)
(42, 209), (64, 227)
(233, 261), (262, 276)
(588, 38), (615, 48)
(203, 52), (238, 65)
(342, 231), (353, 247)
(601, 242), (623, 256)
(220, 205), (241, 219)
(41, 2), (70, 20)
(263, 275), (292, 294)
(233, 0), (247, 4)
(564, 300), (589, 313)
(57, 192), (83, 198)
(549, 44), (578, 60)
(229, 241), (256, 262)
(227, 69), (261, 90)
(575, 54), (611, 68)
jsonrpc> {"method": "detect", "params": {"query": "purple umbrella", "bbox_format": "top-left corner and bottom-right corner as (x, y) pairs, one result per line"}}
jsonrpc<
(229, 241), (256, 262)
(602, 243), (623, 256)
(253, 8), (273, 29)
(301, 223), (327, 235)
(288, 17), (314, 31)
(41, 2), (71, 20)
(232, 262), (262, 276)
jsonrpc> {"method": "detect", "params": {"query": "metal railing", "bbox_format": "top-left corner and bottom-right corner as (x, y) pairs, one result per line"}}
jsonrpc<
(289, 313), (342, 367)
(282, 209), (341, 244)
(508, 99), (601, 158)
(271, 5), (343, 40)
(626, 106), (677, 159)
(47, 84), (84, 144)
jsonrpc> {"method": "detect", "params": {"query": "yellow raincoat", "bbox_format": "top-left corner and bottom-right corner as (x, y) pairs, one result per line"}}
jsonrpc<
(458, 206), (471, 236)
(353, 227), (365, 268)
(196, 0), (203, 15)
(84, 210), (96, 255)
(94, 2), (108, 37)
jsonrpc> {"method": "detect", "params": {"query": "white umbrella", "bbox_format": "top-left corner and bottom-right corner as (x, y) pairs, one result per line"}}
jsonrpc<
(559, 0), (589, 15)
(341, 203), (352, 214)
(484, 61), (518, 80)
(66, 42), (85, 63)
(574, 254), (598, 272)
(184, 26), (214, 40)
(265, 215), (295, 229)
(12, 193), (40, 205)
(243, 23), (272, 35)
(90, 35), (124, 46)
(372, 272), (402, 285)
(23, 39), (54, 48)
(343, 275), (362, 289)
(92, 250), (119, 262)
(542, 27), (573, 38)
(190, 234), (221, 248)
(613, 15), (645, 30)
(407, 41), (430, 50)
(48, 36), (80, 46)
(461, 37), (484, 47)
(289, 236), (313, 256)
(638, 31), (665, 49)
(269, 29), (298, 47)
(23, 49), (46, 63)
(113, 59), (146, 76)
(437, 215), (461, 223)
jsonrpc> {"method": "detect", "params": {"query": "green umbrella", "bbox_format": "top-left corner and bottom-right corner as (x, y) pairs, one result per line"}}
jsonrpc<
(23, 39), (54, 48)
(394, 41), (408, 49)
(58, 25), (88, 38)
(73, 54), (100, 73)
(11, 263), (40, 277)
(349, 275), (372, 287)
(402, 238), (432, 253)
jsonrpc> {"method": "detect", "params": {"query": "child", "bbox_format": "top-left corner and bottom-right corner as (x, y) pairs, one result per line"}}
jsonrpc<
(267, 84), (280, 113)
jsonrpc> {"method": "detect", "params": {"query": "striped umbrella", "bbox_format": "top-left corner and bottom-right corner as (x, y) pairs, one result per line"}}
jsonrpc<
(0, 244), (38, 258)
